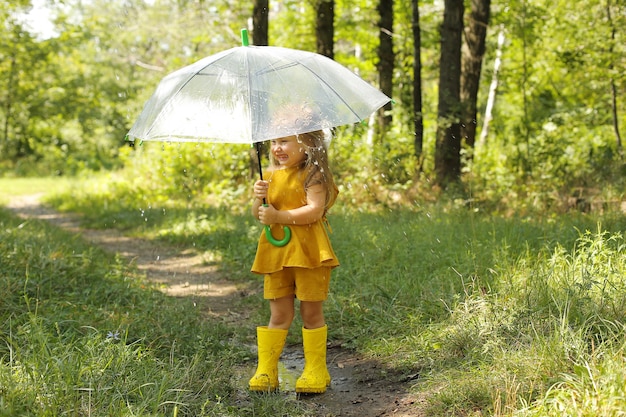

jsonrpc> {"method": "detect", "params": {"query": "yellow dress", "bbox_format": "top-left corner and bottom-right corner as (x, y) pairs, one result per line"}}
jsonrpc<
(251, 166), (339, 274)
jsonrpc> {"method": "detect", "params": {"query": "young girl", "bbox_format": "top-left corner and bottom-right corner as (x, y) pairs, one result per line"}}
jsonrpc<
(249, 129), (339, 394)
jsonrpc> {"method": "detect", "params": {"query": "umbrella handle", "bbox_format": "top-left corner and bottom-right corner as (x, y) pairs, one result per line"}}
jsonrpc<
(261, 204), (291, 247)
(265, 225), (291, 247)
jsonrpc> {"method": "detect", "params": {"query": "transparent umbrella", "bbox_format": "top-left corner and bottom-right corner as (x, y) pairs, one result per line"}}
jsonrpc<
(127, 30), (390, 145)
(126, 29), (391, 245)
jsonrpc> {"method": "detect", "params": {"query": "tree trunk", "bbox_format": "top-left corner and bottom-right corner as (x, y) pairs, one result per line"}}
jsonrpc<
(377, 0), (394, 131)
(412, 0), (424, 167)
(479, 29), (504, 147)
(3, 54), (16, 156)
(315, 0), (334, 59)
(606, 1), (623, 156)
(252, 0), (268, 46)
(460, 0), (491, 151)
(435, 0), (464, 186)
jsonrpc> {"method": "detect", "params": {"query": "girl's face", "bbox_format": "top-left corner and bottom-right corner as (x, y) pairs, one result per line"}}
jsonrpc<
(270, 136), (306, 168)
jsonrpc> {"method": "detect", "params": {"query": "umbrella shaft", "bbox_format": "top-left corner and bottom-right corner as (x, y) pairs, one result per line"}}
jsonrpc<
(255, 142), (267, 205)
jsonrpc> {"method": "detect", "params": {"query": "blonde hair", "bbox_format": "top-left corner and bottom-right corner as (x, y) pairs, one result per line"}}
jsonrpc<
(269, 130), (338, 212)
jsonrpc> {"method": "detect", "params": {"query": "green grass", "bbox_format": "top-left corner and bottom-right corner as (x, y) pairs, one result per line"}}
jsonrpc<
(2, 176), (626, 416)
(0, 206), (314, 416)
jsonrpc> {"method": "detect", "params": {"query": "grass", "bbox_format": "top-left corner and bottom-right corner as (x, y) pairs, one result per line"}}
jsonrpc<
(0, 205), (313, 416)
(2, 176), (626, 416)
(0, 177), (74, 200)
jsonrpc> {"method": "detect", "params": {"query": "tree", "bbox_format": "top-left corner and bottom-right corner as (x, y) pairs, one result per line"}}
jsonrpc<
(478, 28), (504, 147)
(1, 29), (17, 157)
(1, 19), (54, 162)
(460, 0), (491, 151)
(606, 0), (623, 156)
(315, 0), (334, 58)
(377, 0), (394, 130)
(252, 0), (268, 46)
(434, 0), (464, 186)
(411, 0), (424, 166)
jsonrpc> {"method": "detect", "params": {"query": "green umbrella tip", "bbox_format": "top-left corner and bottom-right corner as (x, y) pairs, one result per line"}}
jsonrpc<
(241, 28), (249, 46)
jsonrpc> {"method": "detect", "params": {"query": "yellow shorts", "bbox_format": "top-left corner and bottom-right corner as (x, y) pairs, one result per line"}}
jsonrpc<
(264, 267), (331, 301)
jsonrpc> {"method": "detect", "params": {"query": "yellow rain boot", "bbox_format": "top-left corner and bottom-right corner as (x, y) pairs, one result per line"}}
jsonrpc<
(249, 326), (288, 392)
(296, 325), (331, 394)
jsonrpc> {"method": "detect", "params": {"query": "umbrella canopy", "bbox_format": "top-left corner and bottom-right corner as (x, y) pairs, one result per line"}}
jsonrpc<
(126, 35), (390, 144)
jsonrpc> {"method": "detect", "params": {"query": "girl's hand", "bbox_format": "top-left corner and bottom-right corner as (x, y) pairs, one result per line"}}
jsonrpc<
(257, 203), (279, 225)
(253, 180), (269, 201)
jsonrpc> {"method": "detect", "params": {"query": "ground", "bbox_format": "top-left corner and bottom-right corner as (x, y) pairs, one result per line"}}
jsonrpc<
(6, 194), (424, 417)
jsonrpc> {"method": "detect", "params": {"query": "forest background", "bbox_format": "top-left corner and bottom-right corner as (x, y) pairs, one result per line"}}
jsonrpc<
(2, 0), (624, 211)
(1, 0), (626, 416)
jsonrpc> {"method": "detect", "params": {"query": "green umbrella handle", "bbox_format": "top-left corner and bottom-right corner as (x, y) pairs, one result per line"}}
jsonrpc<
(256, 148), (289, 247)
(265, 224), (291, 247)
(262, 204), (291, 247)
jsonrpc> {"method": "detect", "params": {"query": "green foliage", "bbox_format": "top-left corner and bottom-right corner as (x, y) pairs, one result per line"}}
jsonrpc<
(1, 0), (251, 176)
(44, 141), (254, 225)
(3, 0), (625, 212)
(472, 0), (626, 210)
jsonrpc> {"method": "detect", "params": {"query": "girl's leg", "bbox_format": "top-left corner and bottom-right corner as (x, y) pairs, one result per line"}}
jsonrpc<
(300, 300), (325, 329)
(294, 267), (332, 393)
(269, 295), (295, 330)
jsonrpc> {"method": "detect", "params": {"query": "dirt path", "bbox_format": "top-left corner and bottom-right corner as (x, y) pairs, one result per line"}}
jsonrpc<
(5, 194), (423, 417)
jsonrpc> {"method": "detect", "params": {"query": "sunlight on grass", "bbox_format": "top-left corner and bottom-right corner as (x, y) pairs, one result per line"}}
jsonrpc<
(0, 176), (75, 198)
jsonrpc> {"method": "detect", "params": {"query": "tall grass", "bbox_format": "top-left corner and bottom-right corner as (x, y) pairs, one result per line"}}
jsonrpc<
(358, 222), (626, 416)
(5, 176), (626, 416)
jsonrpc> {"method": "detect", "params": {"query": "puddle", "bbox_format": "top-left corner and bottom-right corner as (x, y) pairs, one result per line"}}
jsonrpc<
(237, 345), (304, 392)
(278, 361), (299, 391)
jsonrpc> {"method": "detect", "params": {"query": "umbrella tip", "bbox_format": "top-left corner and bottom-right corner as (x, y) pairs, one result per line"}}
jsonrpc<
(241, 28), (249, 46)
